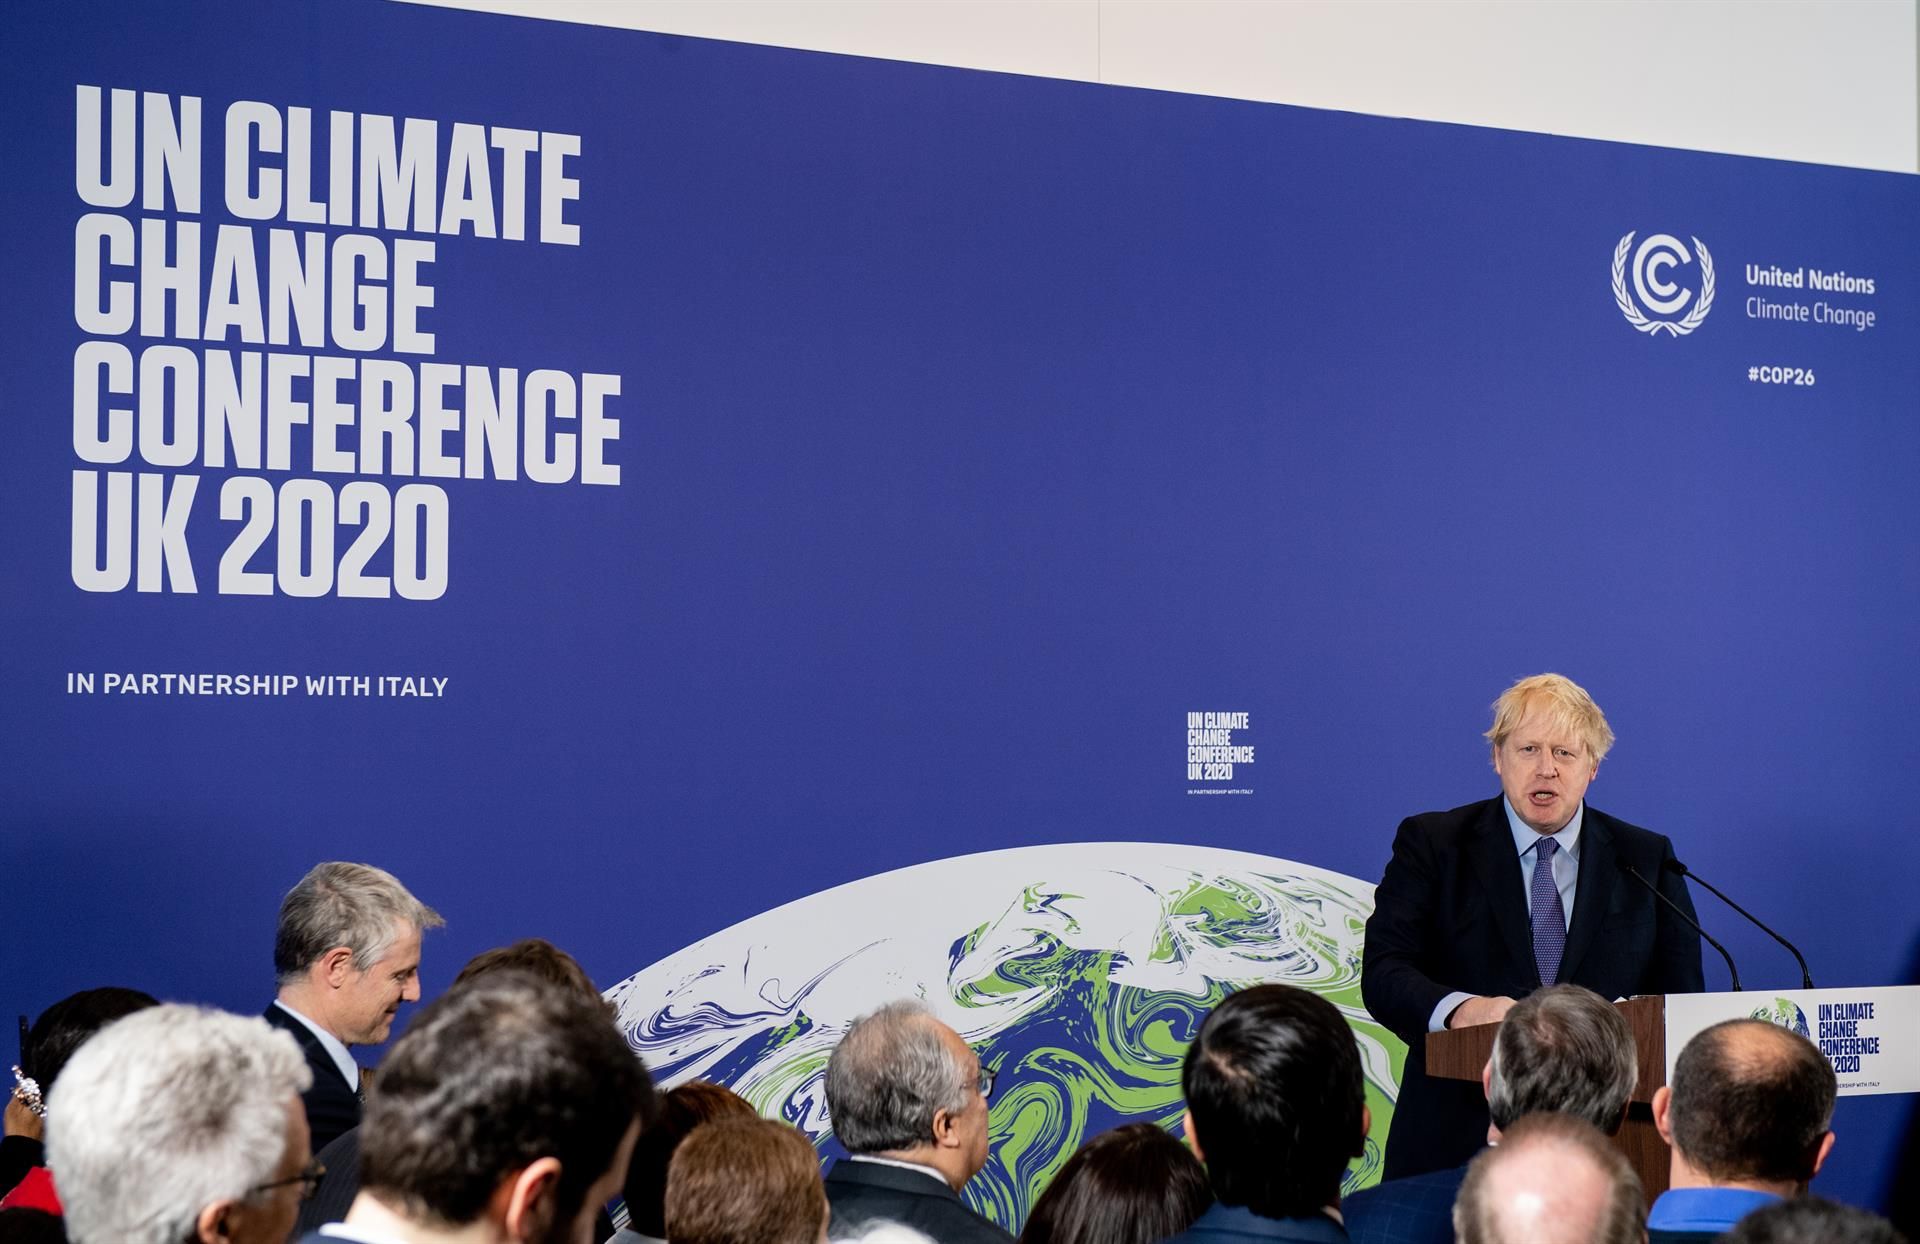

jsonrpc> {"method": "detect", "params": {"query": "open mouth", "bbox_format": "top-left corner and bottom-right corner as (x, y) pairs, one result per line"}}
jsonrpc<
(1528, 790), (1559, 807)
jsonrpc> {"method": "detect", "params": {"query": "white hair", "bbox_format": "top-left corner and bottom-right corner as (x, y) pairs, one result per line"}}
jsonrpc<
(46, 1005), (313, 1244)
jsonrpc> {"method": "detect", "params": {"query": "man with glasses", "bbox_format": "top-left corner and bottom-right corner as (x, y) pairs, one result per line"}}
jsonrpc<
(822, 1000), (1011, 1243)
(45, 1004), (320, 1244)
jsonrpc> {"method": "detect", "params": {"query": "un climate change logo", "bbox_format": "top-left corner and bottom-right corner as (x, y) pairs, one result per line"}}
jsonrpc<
(1752, 997), (1812, 1039)
(1613, 231), (1715, 336)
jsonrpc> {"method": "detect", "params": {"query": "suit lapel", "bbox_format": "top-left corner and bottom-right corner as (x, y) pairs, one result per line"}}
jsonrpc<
(1463, 799), (1534, 984)
(1558, 809), (1614, 983)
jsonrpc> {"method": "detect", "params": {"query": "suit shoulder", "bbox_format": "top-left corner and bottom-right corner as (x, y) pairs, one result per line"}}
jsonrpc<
(1396, 798), (1501, 843)
(1584, 806), (1674, 852)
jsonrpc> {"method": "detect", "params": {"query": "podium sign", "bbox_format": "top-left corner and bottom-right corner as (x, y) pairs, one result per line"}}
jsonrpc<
(1664, 986), (1920, 1096)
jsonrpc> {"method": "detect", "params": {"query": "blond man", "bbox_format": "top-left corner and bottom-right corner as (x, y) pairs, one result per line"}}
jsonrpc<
(1361, 673), (1704, 1180)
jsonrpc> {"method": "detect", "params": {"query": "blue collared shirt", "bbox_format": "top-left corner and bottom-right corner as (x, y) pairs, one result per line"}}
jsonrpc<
(1646, 1187), (1782, 1232)
(1427, 799), (1586, 1031)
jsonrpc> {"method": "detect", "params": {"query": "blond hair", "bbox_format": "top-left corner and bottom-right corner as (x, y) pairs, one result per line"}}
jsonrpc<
(1485, 674), (1614, 765)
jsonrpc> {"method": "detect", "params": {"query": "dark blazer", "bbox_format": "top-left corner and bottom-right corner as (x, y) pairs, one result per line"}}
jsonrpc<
(823, 1159), (1013, 1244)
(294, 1125), (362, 1236)
(1341, 1162), (1470, 1244)
(263, 1003), (362, 1152)
(1169, 1203), (1349, 1244)
(1645, 1232), (1720, 1244)
(1361, 798), (1704, 1179)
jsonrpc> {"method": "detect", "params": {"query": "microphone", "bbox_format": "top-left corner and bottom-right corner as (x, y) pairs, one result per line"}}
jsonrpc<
(1617, 858), (1741, 991)
(1664, 858), (1814, 989)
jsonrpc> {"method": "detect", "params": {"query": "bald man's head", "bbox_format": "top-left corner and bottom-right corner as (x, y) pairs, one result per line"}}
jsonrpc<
(1454, 1114), (1643, 1244)
(1668, 1019), (1836, 1185)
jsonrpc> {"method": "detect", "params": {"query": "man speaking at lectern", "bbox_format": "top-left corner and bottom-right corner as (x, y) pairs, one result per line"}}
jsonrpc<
(1362, 673), (1704, 1179)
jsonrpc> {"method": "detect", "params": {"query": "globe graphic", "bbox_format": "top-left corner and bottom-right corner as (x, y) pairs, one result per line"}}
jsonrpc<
(605, 842), (1406, 1229)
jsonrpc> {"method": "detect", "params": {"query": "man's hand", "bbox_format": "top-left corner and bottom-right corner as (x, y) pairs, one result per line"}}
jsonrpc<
(1447, 995), (1518, 1029)
(4, 1093), (44, 1141)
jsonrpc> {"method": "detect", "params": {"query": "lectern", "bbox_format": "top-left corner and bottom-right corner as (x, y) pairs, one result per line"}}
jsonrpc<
(1424, 986), (1920, 1201)
(1427, 995), (1671, 1195)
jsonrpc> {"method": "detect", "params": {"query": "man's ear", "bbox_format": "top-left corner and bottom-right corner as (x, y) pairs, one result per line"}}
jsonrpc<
(1811, 1131), (1836, 1178)
(1480, 1059), (1493, 1101)
(195, 1199), (239, 1244)
(501, 1157), (564, 1243)
(1183, 1110), (1204, 1163)
(1651, 1086), (1673, 1145)
(1355, 1104), (1372, 1158)
(929, 1106), (960, 1151)
(319, 945), (358, 988)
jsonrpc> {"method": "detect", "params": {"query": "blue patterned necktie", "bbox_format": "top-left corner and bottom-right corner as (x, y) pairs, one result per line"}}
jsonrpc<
(1530, 837), (1566, 985)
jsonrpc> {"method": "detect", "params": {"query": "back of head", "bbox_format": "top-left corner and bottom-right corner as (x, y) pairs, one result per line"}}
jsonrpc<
(664, 1117), (825, 1244)
(274, 861), (443, 981)
(20, 986), (159, 1099)
(1453, 1114), (1643, 1244)
(359, 969), (648, 1230)
(1018, 1122), (1209, 1244)
(1668, 1019), (1836, 1185)
(1723, 1196), (1909, 1244)
(46, 1005), (313, 1244)
(1180, 984), (1364, 1220)
(1488, 985), (1637, 1133)
(622, 1081), (757, 1237)
(824, 1000), (970, 1155)
(451, 938), (604, 1011)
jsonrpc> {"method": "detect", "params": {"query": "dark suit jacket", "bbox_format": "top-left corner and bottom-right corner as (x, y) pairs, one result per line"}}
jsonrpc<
(1341, 1161), (1471, 1244)
(823, 1159), (1012, 1244)
(1361, 798), (1704, 1178)
(264, 1003), (362, 1153)
(1645, 1232), (1721, 1244)
(1169, 1203), (1349, 1244)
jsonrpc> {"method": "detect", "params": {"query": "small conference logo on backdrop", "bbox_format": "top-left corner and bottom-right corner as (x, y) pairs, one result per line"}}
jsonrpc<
(1612, 231), (1715, 337)
(1186, 711), (1254, 796)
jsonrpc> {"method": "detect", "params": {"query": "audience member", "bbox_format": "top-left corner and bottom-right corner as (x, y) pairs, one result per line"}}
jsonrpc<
(822, 1001), (1010, 1244)
(611, 1081), (755, 1244)
(301, 969), (646, 1244)
(1345, 984), (1636, 1244)
(1168, 983), (1367, 1244)
(1723, 1196), (1909, 1244)
(297, 938), (640, 1236)
(1, 988), (159, 1211)
(267, 861), (443, 1151)
(1017, 1122), (1208, 1244)
(664, 1117), (827, 1244)
(45, 1006), (316, 1244)
(1451, 1113), (1642, 1244)
(1648, 1018), (1837, 1243)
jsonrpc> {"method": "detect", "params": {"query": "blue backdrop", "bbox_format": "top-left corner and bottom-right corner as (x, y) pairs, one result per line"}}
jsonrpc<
(3, 0), (1915, 1213)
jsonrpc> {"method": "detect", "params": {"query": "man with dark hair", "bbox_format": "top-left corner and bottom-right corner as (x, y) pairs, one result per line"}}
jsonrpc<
(1168, 984), (1367, 1244)
(821, 1000), (1009, 1244)
(298, 970), (648, 1244)
(1646, 1019), (1837, 1244)
(1452, 1114), (1643, 1244)
(1723, 1196), (1908, 1244)
(267, 862), (443, 1150)
(296, 939), (632, 1236)
(1346, 985), (1637, 1244)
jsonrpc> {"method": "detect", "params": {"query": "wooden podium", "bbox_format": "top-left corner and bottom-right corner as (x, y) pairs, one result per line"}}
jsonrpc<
(1425, 995), (1672, 1197)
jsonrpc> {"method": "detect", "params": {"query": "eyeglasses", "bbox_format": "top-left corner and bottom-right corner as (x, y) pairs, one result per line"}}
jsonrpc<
(976, 1059), (1002, 1100)
(250, 1158), (326, 1202)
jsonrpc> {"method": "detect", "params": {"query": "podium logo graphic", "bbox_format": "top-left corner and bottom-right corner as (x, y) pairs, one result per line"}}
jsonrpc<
(1752, 997), (1811, 1039)
(1613, 231), (1715, 336)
